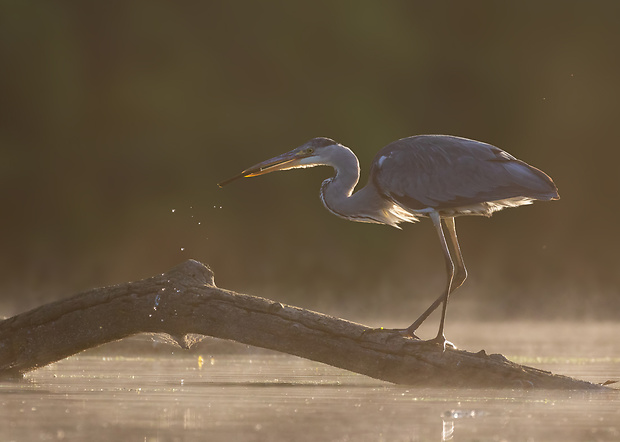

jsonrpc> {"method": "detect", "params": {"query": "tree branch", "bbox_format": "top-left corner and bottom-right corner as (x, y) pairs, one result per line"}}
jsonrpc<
(0, 260), (605, 389)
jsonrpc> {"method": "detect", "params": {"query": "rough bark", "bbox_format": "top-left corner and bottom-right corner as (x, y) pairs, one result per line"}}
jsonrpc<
(0, 260), (606, 389)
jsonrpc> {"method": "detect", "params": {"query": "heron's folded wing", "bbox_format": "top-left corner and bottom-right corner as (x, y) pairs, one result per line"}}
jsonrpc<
(370, 135), (558, 211)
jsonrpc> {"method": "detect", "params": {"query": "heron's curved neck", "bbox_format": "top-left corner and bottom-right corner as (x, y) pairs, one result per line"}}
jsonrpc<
(319, 147), (382, 223)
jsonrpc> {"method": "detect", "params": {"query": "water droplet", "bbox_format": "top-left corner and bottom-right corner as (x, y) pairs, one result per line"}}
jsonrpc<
(171, 209), (176, 213)
(180, 247), (185, 252)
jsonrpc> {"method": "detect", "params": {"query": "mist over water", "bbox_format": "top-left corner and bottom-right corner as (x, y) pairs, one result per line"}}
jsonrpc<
(2, 323), (619, 442)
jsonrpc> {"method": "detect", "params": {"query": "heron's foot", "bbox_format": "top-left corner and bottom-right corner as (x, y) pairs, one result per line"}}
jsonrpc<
(397, 327), (421, 340)
(424, 334), (457, 351)
(362, 328), (456, 349)
(361, 327), (421, 340)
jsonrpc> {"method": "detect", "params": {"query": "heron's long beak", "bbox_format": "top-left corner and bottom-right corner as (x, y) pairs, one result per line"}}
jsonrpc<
(217, 150), (305, 187)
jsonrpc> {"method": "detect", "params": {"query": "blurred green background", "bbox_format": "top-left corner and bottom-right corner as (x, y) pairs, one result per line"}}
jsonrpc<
(1, 2), (618, 326)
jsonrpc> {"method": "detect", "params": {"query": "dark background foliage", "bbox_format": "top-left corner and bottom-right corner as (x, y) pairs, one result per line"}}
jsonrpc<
(1, 2), (618, 325)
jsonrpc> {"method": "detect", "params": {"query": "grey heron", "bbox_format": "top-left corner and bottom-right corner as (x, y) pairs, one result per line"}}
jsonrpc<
(218, 135), (559, 348)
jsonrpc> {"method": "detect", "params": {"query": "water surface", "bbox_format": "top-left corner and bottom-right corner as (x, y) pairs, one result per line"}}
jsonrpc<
(1, 321), (619, 441)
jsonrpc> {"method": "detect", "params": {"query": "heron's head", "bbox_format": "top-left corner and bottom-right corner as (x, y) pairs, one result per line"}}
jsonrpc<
(217, 137), (340, 187)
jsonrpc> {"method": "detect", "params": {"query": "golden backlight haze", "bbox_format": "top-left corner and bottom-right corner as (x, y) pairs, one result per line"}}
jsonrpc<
(1, 2), (618, 324)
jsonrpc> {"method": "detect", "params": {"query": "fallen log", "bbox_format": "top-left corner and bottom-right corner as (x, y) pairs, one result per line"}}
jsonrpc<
(0, 260), (606, 389)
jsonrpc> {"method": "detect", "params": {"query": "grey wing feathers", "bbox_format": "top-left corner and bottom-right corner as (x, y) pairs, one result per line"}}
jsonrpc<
(371, 135), (559, 211)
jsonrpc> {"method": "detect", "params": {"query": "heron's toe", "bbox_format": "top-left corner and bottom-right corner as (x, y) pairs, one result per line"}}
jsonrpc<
(398, 328), (421, 340)
(361, 327), (420, 340)
(444, 339), (457, 350)
(425, 335), (457, 351)
(361, 327), (396, 337)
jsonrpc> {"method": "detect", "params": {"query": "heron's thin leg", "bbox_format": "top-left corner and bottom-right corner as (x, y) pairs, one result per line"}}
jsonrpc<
(444, 217), (467, 291)
(430, 213), (455, 342)
(405, 214), (456, 343)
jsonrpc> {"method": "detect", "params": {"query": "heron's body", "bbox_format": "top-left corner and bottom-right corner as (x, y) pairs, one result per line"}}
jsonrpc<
(318, 135), (557, 227)
(218, 135), (559, 348)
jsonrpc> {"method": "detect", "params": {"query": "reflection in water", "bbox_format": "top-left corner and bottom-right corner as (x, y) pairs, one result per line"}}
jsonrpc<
(442, 417), (454, 441)
(442, 409), (487, 441)
(0, 322), (619, 441)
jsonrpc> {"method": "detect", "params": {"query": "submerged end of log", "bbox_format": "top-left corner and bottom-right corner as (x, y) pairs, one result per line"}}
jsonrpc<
(0, 260), (610, 390)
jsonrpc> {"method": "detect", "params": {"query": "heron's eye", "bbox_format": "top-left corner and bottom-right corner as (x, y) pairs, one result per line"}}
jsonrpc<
(305, 148), (314, 154)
